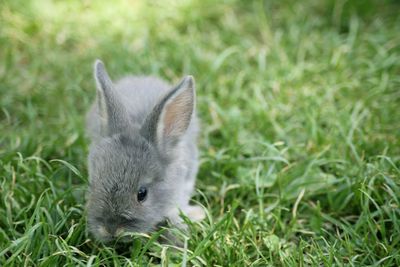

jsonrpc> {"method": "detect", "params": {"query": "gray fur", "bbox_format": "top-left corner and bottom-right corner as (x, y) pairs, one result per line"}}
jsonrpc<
(86, 60), (201, 242)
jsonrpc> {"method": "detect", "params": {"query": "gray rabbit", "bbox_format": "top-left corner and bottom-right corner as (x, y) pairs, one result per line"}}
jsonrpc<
(86, 60), (205, 242)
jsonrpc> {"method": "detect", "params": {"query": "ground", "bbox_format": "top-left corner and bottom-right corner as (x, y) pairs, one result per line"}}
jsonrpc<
(0, 0), (399, 266)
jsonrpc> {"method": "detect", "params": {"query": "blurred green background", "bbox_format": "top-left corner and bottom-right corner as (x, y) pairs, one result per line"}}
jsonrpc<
(1, 0), (399, 265)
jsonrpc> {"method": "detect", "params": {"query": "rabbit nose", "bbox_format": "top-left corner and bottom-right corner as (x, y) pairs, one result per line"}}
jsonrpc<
(105, 224), (118, 237)
(105, 225), (124, 237)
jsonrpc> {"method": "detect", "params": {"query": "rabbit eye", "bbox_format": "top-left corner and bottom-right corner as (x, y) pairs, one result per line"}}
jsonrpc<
(137, 186), (147, 202)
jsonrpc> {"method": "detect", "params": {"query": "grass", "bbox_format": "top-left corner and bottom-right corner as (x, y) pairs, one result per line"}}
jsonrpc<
(1, 0), (399, 265)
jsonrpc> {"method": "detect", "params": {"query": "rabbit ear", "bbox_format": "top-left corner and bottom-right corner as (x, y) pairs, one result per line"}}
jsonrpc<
(141, 76), (195, 155)
(94, 60), (130, 136)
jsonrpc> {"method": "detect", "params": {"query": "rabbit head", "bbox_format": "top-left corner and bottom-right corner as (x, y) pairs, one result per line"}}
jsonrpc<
(86, 61), (195, 242)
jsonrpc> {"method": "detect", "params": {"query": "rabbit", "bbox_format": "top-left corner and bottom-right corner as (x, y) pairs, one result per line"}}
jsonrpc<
(85, 60), (205, 242)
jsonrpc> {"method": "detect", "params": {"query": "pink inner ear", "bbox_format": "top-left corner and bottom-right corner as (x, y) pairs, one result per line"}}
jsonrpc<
(163, 88), (193, 138)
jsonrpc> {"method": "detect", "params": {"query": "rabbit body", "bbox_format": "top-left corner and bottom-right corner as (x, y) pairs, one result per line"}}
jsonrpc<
(86, 61), (203, 242)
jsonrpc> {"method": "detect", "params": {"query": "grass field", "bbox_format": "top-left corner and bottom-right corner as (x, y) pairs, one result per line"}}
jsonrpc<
(1, 0), (400, 265)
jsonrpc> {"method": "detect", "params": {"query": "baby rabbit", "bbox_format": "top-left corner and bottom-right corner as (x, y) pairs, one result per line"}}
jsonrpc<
(86, 60), (205, 242)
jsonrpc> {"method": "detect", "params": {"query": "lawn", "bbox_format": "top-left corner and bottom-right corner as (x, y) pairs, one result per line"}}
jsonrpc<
(0, 0), (399, 265)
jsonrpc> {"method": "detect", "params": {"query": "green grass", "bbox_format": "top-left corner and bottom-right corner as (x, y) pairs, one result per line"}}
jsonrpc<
(1, 0), (399, 265)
